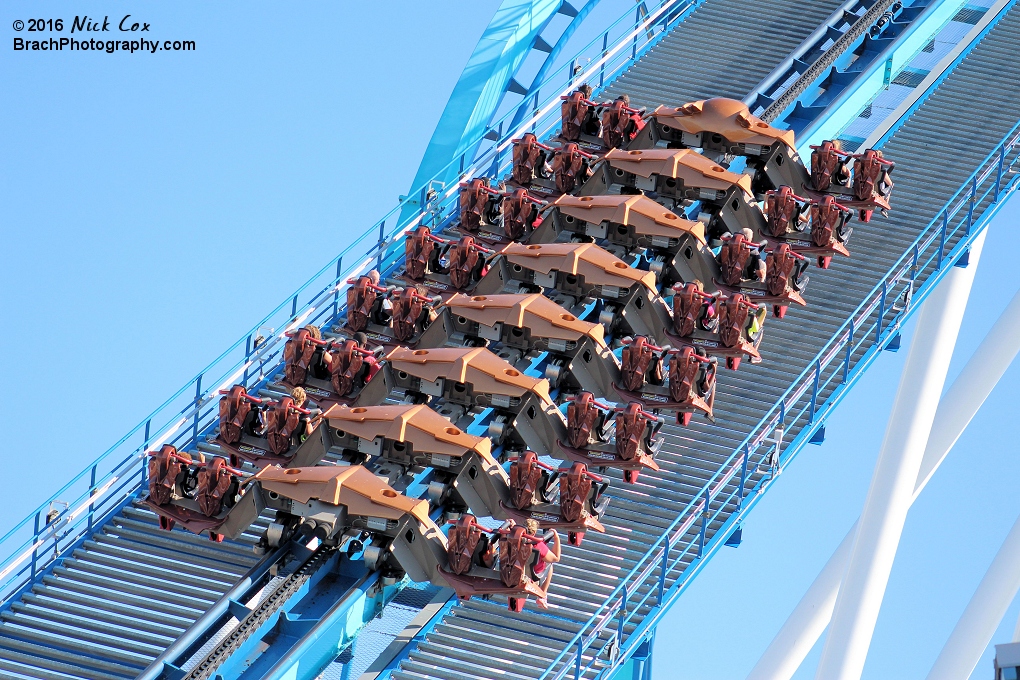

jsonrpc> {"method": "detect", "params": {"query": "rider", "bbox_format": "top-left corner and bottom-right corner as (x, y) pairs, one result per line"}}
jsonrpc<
(875, 149), (895, 200)
(289, 387), (321, 442)
(830, 140), (852, 187)
(525, 518), (561, 593)
(747, 303), (768, 349)
(693, 347), (717, 398)
(716, 228), (767, 282)
(368, 271), (394, 325)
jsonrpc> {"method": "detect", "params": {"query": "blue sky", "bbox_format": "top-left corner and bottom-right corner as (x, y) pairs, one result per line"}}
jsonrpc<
(2, 3), (1018, 678)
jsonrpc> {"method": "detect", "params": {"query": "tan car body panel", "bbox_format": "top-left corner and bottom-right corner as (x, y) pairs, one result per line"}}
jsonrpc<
(497, 242), (658, 293)
(255, 464), (432, 526)
(552, 193), (705, 242)
(443, 293), (607, 347)
(601, 147), (753, 196)
(650, 98), (796, 148)
(323, 403), (496, 465)
(385, 346), (554, 406)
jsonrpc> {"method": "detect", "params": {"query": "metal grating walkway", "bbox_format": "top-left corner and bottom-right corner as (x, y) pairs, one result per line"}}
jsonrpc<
(0, 502), (271, 680)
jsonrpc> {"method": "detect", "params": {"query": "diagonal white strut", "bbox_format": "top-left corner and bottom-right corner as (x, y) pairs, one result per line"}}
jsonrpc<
(925, 507), (1020, 680)
(747, 231), (1008, 680)
(813, 231), (986, 680)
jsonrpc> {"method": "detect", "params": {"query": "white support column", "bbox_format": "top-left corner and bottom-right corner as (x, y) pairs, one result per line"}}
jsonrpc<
(814, 236), (985, 680)
(926, 512), (1020, 680)
(747, 230), (1020, 680)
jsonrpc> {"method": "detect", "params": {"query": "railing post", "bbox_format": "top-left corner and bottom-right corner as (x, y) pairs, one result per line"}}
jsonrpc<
(243, 333), (252, 386)
(843, 319), (854, 384)
(937, 211), (948, 269)
(697, 489), (709, 558)
(291, 294), (298, 319)
(809, 359), (820, 423)
(657, 540), (669, 603)
(737, 443), (749, 509)
(632, 8), (640, 59)
(32, 511), (40, 579)
(532, 90), (540, 133)
(911, 243), (919, 283)
(333, 256), (343, 322)
(995, 145), (1003, 201)
(966, 176), (976, 235)
(377, 220), (387, 270)
(617, 591), (627, 647)
(87, 465), (97, 532)
(569, 58), (576, 85)
(771, 401), (786, 470)
(600, 32), (608, 88)
(142, 419), (151, 484)
(575, 638), (583, 680)
(875, 282), (887, 345)
(192, 374), (203, 445)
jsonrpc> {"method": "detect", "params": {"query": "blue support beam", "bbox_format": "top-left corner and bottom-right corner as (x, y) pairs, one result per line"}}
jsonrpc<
(405, 0), (562, 201)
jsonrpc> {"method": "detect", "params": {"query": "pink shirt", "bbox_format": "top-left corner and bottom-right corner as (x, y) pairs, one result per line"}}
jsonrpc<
(533, 539), (551, 574)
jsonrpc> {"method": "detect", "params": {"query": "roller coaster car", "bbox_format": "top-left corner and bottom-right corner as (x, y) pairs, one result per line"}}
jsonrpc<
(282, 335), (383, 407)
(659, 223), (797, 320)
(556, 393), (664, 483)
(763, 188), (853, 268)
(808, 142), (894, 221)
(144, 445), (257, 541)
(580, 147), (767, 241)
(323, 403), (509, 519)
(666, 283), (762, 370)
(511, 135), (595, 196)
(631, 98), (801, 193)
(216, 389), (329, 469)
(416, 293), (620, 398)
(259, 467), (566, 612)
(503, 452), (607, 546)
(530, 193), (703, 264)
(714, 233), (808, 318)
(442, 514), (561, 611)
(400, 235), (493, 296)
(149, 456), (559, 612)
(614, 337), (716, 425)
(361, 346), (568, 458)
(632, 98), (895, 220)
(474, 242), (673, 345)
(323, 403), (601, 543)
(458, 178), (503, 234)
